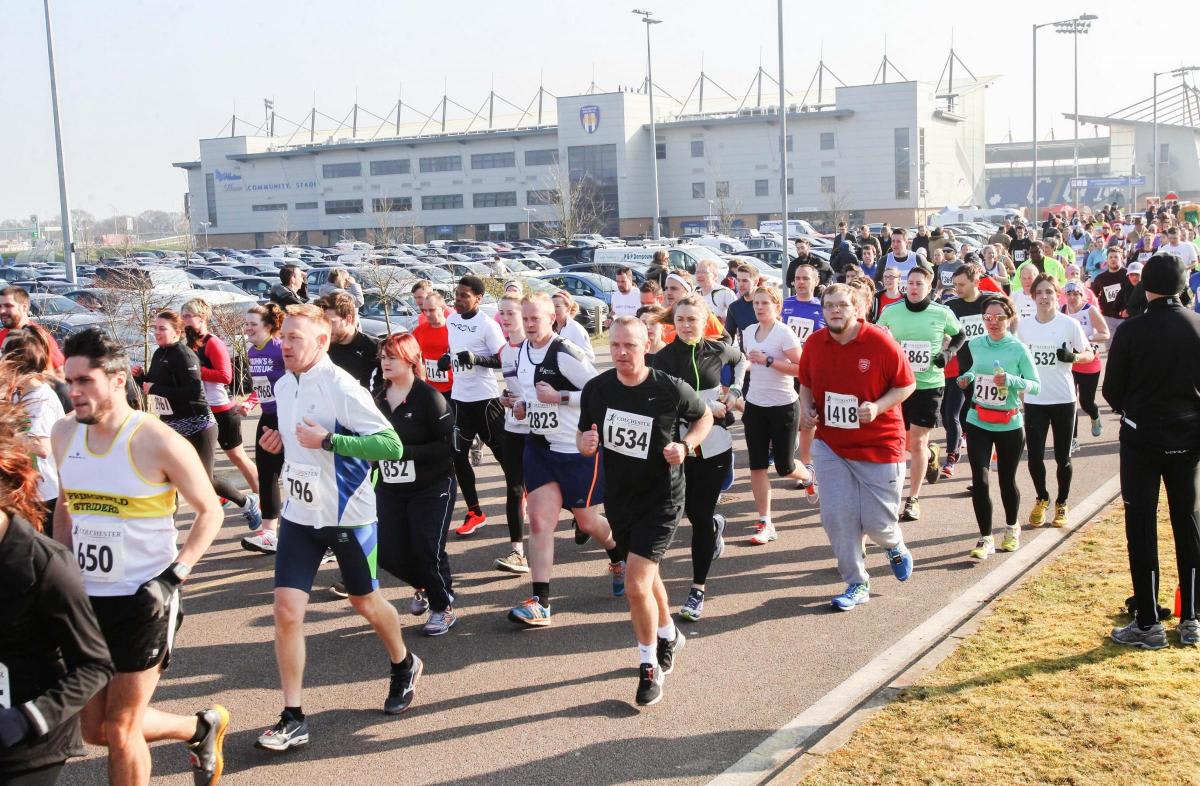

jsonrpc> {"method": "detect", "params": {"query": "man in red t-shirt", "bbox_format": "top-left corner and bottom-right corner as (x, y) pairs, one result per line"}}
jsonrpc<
(0, 286), (65, 369)
(412, 291), (453, 395)
(797, 283), (917, 611)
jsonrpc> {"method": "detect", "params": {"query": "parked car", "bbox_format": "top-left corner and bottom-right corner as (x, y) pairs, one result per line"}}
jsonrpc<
(223, 275), (275, 301)
(27, 294), (107, 338)
(556, 262), (648, 285)
(523, 276), (608, 332)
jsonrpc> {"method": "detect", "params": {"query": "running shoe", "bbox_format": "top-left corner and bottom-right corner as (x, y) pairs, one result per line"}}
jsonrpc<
(899, 497), (920, 522)
(241, 528), (277, 554)
(1179, 619), (1199, 647)
(1110, 620), (1168, 650)
(422, 608), (457, 637)
(635, 663), (664, 707)
(831, 582), (870, 611)
(469, 437), (483, 467)
(657, 630), (686, 675)
(573, 518), (590, 545)
(507, 597), (552, 627)
(456, 510), (487, 537)
(801, 463), (819, 505)
(940, 452), (958, 480)
(680, 588), (705, 622)
(242, 492), (262, 531)
(999, 526), (1020, 553)
(1028, 498), (1050, 528)
(410, 589), (429, 616)
(712, 514), (726, 561)
(886, 544), (913, 582)
(328, 582), (348, 599)
(750, 520), (777, 545)
(493, 550), (530, 574)
(610, 560), (626, 598)
(1091, 417), (1103, 437)
(320, 548), (337, 565)
(925, 443), (942, 485)
(188, 705), (230, 786)
(969, 536), (996, 561)
(1052, 503), (1069, 528)
(255, 710), (309, 752)
(1070, 438), (1080, 457)
(989, 451), (998, 472)
(384, 654), (424, 715)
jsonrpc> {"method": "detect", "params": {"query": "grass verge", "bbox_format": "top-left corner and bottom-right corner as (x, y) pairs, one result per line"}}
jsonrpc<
(798, 500), (1200, 786)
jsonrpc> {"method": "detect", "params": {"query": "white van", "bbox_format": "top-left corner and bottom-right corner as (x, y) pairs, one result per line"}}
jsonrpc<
(592, 246), (670, 266)
(692, 234), (748, 254)
(928, 207), (1023, 228)
(759, 219), (822, 238)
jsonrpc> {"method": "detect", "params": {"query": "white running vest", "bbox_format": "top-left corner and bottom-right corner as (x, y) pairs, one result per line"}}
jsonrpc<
(59, 412), (178, 596)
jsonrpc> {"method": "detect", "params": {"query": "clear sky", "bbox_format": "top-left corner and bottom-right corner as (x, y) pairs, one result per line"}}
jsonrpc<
(3, 0), (1196, 219)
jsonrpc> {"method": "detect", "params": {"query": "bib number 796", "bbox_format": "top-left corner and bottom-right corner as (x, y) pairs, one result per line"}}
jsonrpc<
(287, 478), (314, 504)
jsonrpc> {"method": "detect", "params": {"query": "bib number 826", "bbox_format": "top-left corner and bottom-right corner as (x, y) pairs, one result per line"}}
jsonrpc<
(287, 478), (314, 504)
(76, 543), (114, 574)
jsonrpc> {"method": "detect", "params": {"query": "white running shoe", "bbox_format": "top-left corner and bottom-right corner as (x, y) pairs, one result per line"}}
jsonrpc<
(750, 520), (777, 545)
(241, 529), (278, 554)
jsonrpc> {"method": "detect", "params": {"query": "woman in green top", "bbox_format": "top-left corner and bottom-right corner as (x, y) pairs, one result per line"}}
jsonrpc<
(955, 297), (1040, 560)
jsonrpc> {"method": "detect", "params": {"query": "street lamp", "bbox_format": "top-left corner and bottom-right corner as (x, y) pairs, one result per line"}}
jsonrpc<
(777, 0), (788, 256)
(1054, 15), (1097, 212)
(1153, 65), (1200, 201)
(1031, 13), (1097, 221)
(41, 0), (76, 283)
(521, 207), (535, 241)
(633, 9), (662, 241)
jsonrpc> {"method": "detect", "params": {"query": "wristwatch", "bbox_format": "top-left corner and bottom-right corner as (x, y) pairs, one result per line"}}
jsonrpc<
(559, 392), (570, 404)
(765, 356), (775, 368)
(163, 561), (191, 585)
(728, 386), (743, 400)
(684, 442), (697, 458)
(321, 433), (334, 452)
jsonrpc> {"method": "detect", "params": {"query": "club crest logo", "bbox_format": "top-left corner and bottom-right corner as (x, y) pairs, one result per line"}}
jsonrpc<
(580, 105), (601, 134)
(858, 358), (871, 373)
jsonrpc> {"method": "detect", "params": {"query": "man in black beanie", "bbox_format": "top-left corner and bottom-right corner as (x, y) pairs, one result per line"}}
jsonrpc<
(1104, 252), (1200, 649)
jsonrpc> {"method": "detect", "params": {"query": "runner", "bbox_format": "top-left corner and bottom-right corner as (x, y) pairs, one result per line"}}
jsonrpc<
(51, 328), (229, 786)
(3, 330), (64, 538)
(374, 332), (459, 636)
(181, 299), (259, 495)
(739, 286), (815, 544)
(797, 283), (916, 610)
(316, 292), (380, 391)
(610, 267), (642, 319)
(1018, 274), (1094, 531)
(1009, 222), (1033, 267)
(493, 295), (530, 574)
(724, 265), (761, 345)
(1090, 246), (1134, 342)
(660, 273), (724, 342)
(578, 316), (712, 706)
(651, 294), (747, 621)
(877, 266), (964, 521)
(240, 303), (287, 555)
(506, 293), (625, 627)
(131, 311), (261, 531)
(440, 276), (507, 537)
(1011, 264), (1038, 319)
(695, 259), (737, 323)
(1015, 240), (1067, 287)
(637, 305), (668, 358)
(552, 290), (596, 362)
(780, 264), (825, 502)
(869, 266), (904, 322)
(268, 265), (307, 309)
(955, 297), (1040, 559)
(1062, 282), (1109, 446)
(0, 395), (113, 786)
(412, 291), (453, 399)
(882, 227), (921, 276)
(255, 304), (420, 750)
(0, 286), (65, 370)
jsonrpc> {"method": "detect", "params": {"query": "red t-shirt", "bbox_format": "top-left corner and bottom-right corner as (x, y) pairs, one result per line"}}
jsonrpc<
(412, 321), (452, 393)
(0, 322), (65, 369)
(796, 321), (914, 463)
(979, 276), (1004, 294)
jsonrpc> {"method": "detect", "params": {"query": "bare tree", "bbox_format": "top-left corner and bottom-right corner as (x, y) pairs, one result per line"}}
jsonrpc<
(822, 188), (855, 230)
(270, 212), (297, 249)
(93, 269), (175, 371)
(713, 190), (744, 236)
(539, 164), (607, 245)
(206, 303), (251, 397)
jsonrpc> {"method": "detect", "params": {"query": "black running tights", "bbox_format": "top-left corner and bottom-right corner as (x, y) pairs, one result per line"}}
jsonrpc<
(186, 425), (247, 507)
(965, 422), (1025, 537)
(1025, 403), (1075, 504)
(685, 449), (732, 586)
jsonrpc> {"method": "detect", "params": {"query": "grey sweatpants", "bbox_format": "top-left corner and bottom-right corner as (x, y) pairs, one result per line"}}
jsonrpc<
(812, 438), (906, 585)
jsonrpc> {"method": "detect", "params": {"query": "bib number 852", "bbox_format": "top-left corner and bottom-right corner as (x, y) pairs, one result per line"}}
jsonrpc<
(288, 478), (314, 504)
(76, 543), (114, 574)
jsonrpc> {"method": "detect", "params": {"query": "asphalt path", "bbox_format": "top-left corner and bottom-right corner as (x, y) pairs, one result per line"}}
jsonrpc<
(64, 345), (1122, 785)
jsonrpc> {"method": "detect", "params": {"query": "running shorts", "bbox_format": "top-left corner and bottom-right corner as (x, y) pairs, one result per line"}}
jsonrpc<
(274, 518), (379, 596)
(742, 400), (800, 474)
(608, 504), (683, 563)
(89, 590), (183, 673)
(901, 386), (944, 430)
(522, 441), (604, 509)
(214, 408), (243, 451)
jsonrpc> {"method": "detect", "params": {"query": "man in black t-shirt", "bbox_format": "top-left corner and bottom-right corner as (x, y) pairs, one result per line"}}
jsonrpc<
(578, 316), (712, 707)
(318, 292), (381, 391)
(1090, 246), (1135, 343)
(1009, 223), (1033, 267)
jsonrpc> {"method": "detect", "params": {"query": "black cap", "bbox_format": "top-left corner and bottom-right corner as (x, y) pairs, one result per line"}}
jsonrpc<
(1141, 252), (1187, 296)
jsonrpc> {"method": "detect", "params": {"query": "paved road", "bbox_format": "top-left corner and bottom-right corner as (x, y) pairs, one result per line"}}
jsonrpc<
(66, 347), (1122, 785)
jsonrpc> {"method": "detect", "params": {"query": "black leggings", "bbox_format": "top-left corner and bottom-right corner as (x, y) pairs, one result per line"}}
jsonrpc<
(500, 429), (527, 544)
(185, 425), (247, 507)
(685, 449), (732, 586)
(1025, 402), (1076, 504)
(255, 412), (284, 519)
(965, 421), (1025, 537)
(1072, 370), (1100, 438)
(449, 397), (505, 513)
(941, 381), (970, 457)
(377, 475), (457, 612)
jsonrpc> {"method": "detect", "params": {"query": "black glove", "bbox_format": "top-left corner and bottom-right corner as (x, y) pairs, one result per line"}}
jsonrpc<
(0, 707), (32, 749)
(1056, 342), (1078, 363)
(137, 568), (181, 620)
(436, 353), (452, 373)
(456, 351), (476, 368)
(933, 351), (948, 369)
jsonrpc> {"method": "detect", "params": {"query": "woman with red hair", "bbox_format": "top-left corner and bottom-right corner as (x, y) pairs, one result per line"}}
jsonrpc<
(373, 332), (459, 637)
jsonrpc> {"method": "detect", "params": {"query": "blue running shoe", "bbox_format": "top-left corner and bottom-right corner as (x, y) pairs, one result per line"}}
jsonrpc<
(610, 560), (626, 597)
(507, 597), (552, 627)
(242, 492), (262, 531)
(886, 543), (913, 582)
(831, 582), (871, 611)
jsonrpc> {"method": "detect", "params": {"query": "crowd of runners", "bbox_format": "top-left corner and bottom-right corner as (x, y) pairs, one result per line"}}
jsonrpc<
(1, 202), (1198, 784)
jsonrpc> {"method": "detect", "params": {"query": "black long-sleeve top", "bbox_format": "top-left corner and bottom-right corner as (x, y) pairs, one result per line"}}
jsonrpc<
(374, 379), (454, 491)
(136, 341), (211, 425)
(0, 518), (114, 773)
(1103, 297), (1200, 451)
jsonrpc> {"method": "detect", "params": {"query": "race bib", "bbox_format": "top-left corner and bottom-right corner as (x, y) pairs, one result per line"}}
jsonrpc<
(824, 392), (860, 429)
(1138, 252), (1151, 263)
(73, 521), (125, 582)
(149, 395), (173, 416)
(940, 270), (953, 287)
(251, 375), (275, 403)
(425, 360), (450, 383)
(1103, 284), (1121, 303)
(380, 460), (416, 484)
(527, 401), (560, 435)
(0, 663), (8, 709)
(960, 315), (986, 340)
(1030, 344), (1058, 368)
(450, 355), (476, 377)
(902, 340), (932, 372)
(603, 409), (654, 459)
(974, 377), (1006, 406)
(787, 316), (815, 343)
(1013, 250), (1026, 262)
(283, 461), (321, 509)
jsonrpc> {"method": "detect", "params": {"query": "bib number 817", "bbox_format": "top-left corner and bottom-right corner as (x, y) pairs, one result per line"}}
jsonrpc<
(288, 478), (314, 504)
(77, 543), (114, 574)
